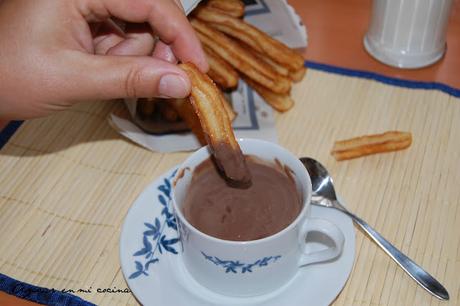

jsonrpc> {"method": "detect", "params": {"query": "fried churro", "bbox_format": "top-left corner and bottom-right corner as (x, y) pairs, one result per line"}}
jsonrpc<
(194, 6), (304, 72)
(243, 77), (294, 112)
(180, 63), (251, 184)
(331, 131), (412, 161)
(191, 18), (291, 94)
(221, 97), (237, 122)
(170, 98), (207, 145)
(231, 37), (306, 83)
(204, 46), (239, 90)
(233, 39), (290, 78)
(206, 0), (245, 18)
(291, 66), (307, 83)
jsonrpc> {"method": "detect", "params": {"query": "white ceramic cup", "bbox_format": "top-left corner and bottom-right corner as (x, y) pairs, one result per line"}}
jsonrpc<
(364, 0), (454, 68)
(172, 139), (345, 297)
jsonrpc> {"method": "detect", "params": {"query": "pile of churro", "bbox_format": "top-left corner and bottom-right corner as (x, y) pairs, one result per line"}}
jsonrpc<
(191, 1), (305, 112)
(135, 0), (305, 140)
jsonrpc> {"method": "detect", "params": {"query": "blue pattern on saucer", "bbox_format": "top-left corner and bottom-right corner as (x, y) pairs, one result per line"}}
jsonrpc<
(129, 170), (180, 279)
(201, 251), (281, 274)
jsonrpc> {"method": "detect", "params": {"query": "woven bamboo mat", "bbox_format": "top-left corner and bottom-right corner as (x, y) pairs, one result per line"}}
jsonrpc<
(0, 69), (459, 306)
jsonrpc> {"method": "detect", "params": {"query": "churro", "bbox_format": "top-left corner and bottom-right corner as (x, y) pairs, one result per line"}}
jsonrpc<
(204, 46), (239, 90)
(221, 97), (237, 122)
(180, 63), (251, 184)
(291, 66), (307, 83)
(194, 6), (304, 72)
(206, 0), (244, 18)
(331, 131), (412, 161)
(243, 77), (294, 112)
(170, 98), (207, 145)
(191, 18), (291, 94)
(234, 39), (290, 78)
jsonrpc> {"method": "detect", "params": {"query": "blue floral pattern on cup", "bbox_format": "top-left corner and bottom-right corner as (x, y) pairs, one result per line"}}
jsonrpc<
(201, 251), (282, 273)
(129, 170), (180, 279)
(128, 169), (282, 278)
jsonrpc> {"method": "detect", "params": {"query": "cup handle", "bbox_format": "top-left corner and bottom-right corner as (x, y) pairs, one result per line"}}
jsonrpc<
(298, 218), (345, 266)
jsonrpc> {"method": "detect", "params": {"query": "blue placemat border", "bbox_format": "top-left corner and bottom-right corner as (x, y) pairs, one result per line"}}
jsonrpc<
(0, 120), (22, 150)
(0, 273), (95, 306)
(305, 60), (460, 98)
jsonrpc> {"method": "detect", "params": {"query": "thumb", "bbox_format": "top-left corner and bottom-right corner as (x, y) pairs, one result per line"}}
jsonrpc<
(68, 52), (191, 101)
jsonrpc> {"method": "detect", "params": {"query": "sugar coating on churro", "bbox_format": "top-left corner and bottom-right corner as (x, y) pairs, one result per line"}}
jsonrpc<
(180, 63), (251, 184)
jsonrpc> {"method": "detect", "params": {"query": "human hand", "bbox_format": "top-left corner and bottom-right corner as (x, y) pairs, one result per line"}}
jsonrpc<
(0, 0), (208, 119)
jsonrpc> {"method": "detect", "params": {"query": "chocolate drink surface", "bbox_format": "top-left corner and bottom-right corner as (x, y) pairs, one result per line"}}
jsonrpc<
(182, 156), (302, 241)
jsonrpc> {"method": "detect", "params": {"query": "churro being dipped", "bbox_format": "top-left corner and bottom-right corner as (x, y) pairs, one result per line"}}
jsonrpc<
(180, 63), (251, 185)
(170, 98), (207, 145)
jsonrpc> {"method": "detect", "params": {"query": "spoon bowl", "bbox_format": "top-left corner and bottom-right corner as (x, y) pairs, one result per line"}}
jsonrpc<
(300, 157), (449, 301)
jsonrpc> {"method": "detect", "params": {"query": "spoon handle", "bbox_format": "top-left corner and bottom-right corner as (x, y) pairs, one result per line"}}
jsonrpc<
(334, 201), (449, 300)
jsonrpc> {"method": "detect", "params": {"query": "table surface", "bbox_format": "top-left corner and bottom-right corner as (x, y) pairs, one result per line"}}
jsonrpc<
(1, 1), (460, 306)
(290, 0), (460, 89)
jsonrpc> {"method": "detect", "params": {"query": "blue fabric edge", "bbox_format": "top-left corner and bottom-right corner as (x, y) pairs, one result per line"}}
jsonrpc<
(305, 60), (460, 98)
(0, 273), (95, 306)
(0, 120), (22, 150)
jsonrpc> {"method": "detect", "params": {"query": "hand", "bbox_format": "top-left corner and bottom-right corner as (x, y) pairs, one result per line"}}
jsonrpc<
(0, 0), (208, 119)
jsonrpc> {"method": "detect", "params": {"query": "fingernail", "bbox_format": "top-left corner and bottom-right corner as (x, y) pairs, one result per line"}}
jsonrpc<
(158, 74), (189, 98)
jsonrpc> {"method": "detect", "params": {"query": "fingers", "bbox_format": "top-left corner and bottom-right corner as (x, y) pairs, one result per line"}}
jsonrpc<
(94, 33), (124, 55)
(152, 41), (177, 63)
(92, 19), (125, 54)
(93, 21), (156, 56)
(106, 22), (155, 56)
(83, 0), (208, 71)
(106, 34), (154, 56)
(93, 20), (178, 60)
(67, 51), (191, 101)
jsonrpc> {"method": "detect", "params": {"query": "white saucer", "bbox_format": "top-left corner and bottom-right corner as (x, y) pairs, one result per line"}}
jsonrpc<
(120, 168), (356, 306)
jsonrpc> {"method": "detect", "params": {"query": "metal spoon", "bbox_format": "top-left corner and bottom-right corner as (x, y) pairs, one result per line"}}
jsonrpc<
(300, 157), (449, 301)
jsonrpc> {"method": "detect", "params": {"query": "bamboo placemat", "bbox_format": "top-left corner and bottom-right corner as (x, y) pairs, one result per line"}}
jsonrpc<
(0, 69), (459, 306)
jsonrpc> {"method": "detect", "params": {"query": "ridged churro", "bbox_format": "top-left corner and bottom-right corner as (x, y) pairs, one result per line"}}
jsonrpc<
(221, 97), (237, 122)
(204, 46), (239, 90)
(234, 39), (290, 78)
(243, 77), (294, 112)
(194, 6), (304, 72)
(191, 18), (291, 94)
(170, 98), (207, 145)
(291, 66), (307, 83)
(331, 131), (412, 161)
(180, 63), (251, 184)
(206, 0), (245, 18)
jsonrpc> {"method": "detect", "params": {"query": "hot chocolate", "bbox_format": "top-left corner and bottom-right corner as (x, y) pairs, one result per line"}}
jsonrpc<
(182, 156), (302, 241)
